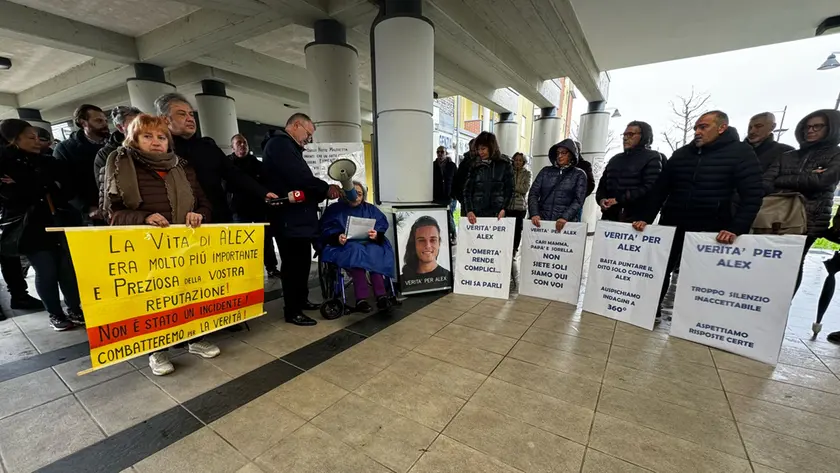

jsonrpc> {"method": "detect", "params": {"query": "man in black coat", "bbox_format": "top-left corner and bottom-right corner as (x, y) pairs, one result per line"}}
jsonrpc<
(433, 146), (458, 242)
(228, 133), (280, 278)
(572, 140), (596, 197)
(633, 110), (763, 319)
(596, 121), (663, 222)
(746, 112), (794, 172)
(94, 105), (141, 189)
(155, 93), (276, 225)
(262, 113), (341, 326)
(54, 104), (110, 225)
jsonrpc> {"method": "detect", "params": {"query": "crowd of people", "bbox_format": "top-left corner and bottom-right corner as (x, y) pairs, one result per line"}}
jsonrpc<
(433, 108), (840, 333)
(2, 98), (840, 380)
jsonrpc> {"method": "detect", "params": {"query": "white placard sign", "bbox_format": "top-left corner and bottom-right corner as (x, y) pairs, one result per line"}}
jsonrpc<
(670, 233), (805, 365)
(454, 218), (514, 299)
(519, 221), (587, 304)
(303, 142), (366, 186)
(582, 221), (675, 329)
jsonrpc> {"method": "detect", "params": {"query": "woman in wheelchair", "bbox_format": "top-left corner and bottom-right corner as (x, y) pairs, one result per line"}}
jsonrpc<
(319, 181), (395, 313)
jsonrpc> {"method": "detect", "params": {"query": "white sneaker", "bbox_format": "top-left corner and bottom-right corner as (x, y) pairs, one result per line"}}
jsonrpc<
(149, 352), (174, 376)
(188, 340), (221, 359)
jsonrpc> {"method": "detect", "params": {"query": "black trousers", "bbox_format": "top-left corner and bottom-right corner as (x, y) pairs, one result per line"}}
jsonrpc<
(233, 214), (278, 271)
(0, 255), (29, 299)
(657, 228), (686, 314)
(277, 236), (313, 313)
(794, 235), (819, 295)
(507, 209), (527, 255)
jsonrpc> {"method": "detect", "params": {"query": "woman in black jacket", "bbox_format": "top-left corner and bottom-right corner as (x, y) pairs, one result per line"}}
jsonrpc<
(764, 109), (840, 293)
(463, 132), (514, 224)
(0, 119), (83, 330)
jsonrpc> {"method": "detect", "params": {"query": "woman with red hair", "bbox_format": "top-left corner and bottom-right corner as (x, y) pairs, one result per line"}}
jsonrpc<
(100, 113), (216, 376)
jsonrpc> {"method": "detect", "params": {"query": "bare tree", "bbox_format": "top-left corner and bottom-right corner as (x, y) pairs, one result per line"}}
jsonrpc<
(661, 88), (711, 153)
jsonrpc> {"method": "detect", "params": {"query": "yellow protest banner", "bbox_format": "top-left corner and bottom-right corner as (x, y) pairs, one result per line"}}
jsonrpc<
(59, 224), (266, 374)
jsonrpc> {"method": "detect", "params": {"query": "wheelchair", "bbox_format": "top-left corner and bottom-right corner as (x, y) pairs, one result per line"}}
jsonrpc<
(316, 255), (401, 320)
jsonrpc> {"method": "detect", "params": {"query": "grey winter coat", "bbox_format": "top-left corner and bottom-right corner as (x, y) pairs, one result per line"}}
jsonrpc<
(528, 139), (587, 221)
(508, 167), (531, 212)
(763, 109), (840, 236)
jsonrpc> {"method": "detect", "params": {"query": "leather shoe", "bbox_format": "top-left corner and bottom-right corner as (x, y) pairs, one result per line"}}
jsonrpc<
(285, 312), (317, 326)
(302, 301), (320, 311)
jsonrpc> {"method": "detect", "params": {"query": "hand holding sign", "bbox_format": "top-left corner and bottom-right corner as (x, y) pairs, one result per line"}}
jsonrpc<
(531, 215), (541, 227)
(632, 220), (647, 231)
(145, 213), (169, 227)
(716, 230), (737, 244)
(555, 219), (567, 232)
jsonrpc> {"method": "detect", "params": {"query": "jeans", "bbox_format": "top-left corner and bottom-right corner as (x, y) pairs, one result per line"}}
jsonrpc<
(507, 209), (527, 255)
(657, 228), (685, 315)
(348, 268), (387, 300)
(0, 255), (29, 299)
(25, 247), (81, 316)
(277, 236), (313, 313)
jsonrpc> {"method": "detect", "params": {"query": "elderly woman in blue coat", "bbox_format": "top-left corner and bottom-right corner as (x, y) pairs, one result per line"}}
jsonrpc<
(529, 138), (587, 231)
(319, 181), (395, 312)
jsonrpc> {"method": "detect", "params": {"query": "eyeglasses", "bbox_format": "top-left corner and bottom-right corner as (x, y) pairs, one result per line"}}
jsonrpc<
(297, 123), (314, 144)
(622, 132), (641, 138)
(806, 123), (827, 131)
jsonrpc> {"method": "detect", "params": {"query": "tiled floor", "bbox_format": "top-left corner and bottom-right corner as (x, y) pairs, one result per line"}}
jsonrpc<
(2, 251), (840, 472)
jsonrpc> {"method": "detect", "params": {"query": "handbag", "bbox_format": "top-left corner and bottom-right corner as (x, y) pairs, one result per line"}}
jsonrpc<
(0, 206), (34, 257)
(751, 192), (807, 235)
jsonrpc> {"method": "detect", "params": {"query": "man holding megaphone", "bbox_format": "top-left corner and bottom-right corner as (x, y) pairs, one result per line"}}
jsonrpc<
(262, 113), (342, 326)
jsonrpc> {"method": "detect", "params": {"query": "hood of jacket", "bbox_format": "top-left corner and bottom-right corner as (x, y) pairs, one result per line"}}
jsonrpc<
(261, 128), (300, 152)
(794, 109), (840, 150)
(548, 139), (579, 166)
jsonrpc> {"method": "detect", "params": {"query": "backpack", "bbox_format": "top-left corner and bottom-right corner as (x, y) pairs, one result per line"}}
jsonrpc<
(751, 192), (807, 235)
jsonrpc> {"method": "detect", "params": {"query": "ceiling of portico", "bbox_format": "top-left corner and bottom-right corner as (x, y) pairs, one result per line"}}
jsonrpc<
(8, 0), (198, 36)
(238, 23), (373, 91)
(0, 38), (90, 93)
(571, 0), (840, 71)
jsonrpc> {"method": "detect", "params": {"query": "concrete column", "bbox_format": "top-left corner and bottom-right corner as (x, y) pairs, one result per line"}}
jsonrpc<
(195, 80), (238, 155)
(305, 20), (362, 143)
(494, 112), (519, 157)
(579, 101), (610, 233)
(372, 0), (434, 203)
(16, 108), (52, 139)
(531, 107), (563, 172)
(126, 63), (175, 114)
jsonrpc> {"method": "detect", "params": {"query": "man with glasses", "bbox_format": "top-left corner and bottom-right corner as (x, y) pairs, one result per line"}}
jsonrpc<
(262, 113), (341, 326)
(632, 111), (763, 322)
(763, 109), (840, 295)
(596, 121), (663, 223)
(154, 93), (277, 224)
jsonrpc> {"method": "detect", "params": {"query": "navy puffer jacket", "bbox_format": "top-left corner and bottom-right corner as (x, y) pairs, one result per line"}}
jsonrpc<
(528, 139), (587, 221)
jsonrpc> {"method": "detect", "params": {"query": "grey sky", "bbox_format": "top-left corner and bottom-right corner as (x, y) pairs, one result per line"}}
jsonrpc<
(572, 34), (840, 155)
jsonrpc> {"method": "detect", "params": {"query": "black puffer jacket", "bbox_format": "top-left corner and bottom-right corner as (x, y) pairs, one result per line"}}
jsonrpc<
(0, 147), (79, 255)
(173, 134), (268, 224)
(749, 136), (794, 173)
(53, 129), (104, 220)
(528, 139), (587, 221)
(763, 109), (840, 236)
(596, 145), (663, 222)
(575, 158), (596, 197)
(94, 131), (124, 189)
(640, 127), (763, 235)
(463, 153), (514, 217)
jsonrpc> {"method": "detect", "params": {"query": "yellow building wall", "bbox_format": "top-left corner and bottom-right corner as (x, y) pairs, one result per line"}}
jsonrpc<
(517, 95), (534, 156)
(363, 141), (374, 202)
